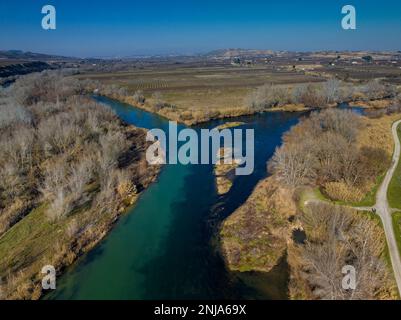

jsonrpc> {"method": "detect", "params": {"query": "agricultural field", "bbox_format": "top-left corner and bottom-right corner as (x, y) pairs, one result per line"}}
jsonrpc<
(77, 65), (325, 111)
(323, 65), (401, 84)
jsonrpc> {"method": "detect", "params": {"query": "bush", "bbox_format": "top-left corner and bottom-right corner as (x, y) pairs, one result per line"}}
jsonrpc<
(247, 84), (291, 110)
(179, 111), (194, 121)
(324, 181), (365, 202)
(0, 72), (138, 229)
(292, 84), (325, 108)
(268, 109), (375, 192)
(132, 90), (146, 104)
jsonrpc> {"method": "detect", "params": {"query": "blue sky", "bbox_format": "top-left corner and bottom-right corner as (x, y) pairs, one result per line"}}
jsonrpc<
(0, 0), (400, 57)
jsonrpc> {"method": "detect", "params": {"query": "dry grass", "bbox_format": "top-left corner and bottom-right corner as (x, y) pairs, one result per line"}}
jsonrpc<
(220, 177), (296, 272)
(213, 122), (245, 130)
(357, 114), (400, 155)
(324, 181), (367, 203)
(350, 99), (393, 109)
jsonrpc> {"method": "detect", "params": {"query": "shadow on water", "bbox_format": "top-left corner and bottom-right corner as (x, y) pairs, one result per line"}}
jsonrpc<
(47, 97), (307, 300)
(292, 229), (307, 245)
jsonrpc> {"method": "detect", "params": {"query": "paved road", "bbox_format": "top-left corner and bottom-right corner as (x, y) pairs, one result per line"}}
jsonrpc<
(374, 120), (401, 295)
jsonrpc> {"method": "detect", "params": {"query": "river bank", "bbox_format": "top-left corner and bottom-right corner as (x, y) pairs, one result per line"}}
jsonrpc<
(100, 91), (395, 127)
(0, 82), (161, 299)
(39, 94), (399, 300)
(44, 96), (304, 299)
(0, 124), (160, 300)
(220, 109), (401, 299)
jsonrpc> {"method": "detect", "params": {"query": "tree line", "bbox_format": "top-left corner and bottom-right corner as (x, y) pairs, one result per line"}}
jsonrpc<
(268, 108), (390, 202)
(246, 79), (398, 110)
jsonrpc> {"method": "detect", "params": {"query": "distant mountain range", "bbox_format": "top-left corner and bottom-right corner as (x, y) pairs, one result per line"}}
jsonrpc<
(0, 50), (76, 61)
(203, 48), (277, 58)
(1, 48), (399, 64)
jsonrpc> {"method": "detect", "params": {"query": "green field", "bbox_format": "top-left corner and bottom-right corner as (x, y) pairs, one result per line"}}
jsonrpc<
(388, 125), (401, 209)
(392, 212), (401, 259)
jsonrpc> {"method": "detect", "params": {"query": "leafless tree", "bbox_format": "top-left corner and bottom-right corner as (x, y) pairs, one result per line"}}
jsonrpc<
(98, 131), (128, 173)
(47, 188), (71, 221)
(322, 79), (340, 104)
(40, 156), (68, 200)
(133, 90), (146, 104)
(0, 99), (31, 130)
(363, 80), (386, 100)
(269, 141), (317, 187)
(247, 83), (291, 110)
(292, 84), (325, 107)
(308, 108), (361, 143)
(295, 203), (393, 300)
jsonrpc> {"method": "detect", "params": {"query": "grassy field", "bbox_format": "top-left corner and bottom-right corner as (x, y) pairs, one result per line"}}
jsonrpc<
(0, 204), (70, 299)
(392, 210), (401, 297)
(388, 125), (401, 209)
(335, 174), (385, 208)
(0, 205), (66, 276)
(393, 212), (401, 259)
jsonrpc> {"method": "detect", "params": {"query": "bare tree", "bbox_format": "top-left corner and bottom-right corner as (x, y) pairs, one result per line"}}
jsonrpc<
(133, 90), (146, 104)
(97, 131), (128, 173)
(322, 79), (340, 104)
(0, 99), (31, 129)
(47, 188), (71, 221)
(308, 109), (361, 143)
(269, 141), (317, 187)
(292, 84), (325, 107)
(294, 203), (394, 300)
(364, 80), (386, 100)
(246, 83), (291, 110)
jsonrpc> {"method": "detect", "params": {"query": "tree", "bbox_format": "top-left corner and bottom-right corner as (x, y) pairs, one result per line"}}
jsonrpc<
(133, 90), (146, 104)
(322, 79), (340, 104)
(292, 84), (325, 108)
(246, 83), (291, 110)
(269, 141), (316, 187)
(364, 80), (386, 100)
(293, 203), (394, 300)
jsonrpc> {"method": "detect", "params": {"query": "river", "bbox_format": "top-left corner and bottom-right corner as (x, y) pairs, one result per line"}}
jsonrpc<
(46, 97), (310, 300)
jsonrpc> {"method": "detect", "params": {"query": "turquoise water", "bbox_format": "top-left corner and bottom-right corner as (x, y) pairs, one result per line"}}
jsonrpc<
(47, 97), (304, 299)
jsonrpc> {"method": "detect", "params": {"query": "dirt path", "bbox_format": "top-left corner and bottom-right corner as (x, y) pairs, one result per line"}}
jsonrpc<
(374, 120), (401, 295)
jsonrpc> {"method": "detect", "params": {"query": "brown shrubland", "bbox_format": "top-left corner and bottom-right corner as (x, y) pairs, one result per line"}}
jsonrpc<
(0, 71), (159, 299)
(268, 108), (392, 202)
(288, 203), (396, 300)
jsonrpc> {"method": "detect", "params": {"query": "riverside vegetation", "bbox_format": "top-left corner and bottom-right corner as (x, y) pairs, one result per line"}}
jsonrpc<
(1, 69), (400, 300)
(0, 71), (160, 299)
(221, 95), (401, 299)
(96, 78), (398, 125)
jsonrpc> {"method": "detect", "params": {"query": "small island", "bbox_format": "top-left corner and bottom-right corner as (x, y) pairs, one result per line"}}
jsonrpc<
(213, 122), (245, 131)
(214, 147), (240, 195)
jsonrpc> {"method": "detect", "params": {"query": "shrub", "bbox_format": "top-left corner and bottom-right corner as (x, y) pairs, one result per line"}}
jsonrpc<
(179, 111), (194, 121)
(247, 84), (291, 110)
(324, 181), (364, 202)
(292, 84), (325, 108)
(132, 90), (146, 104)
